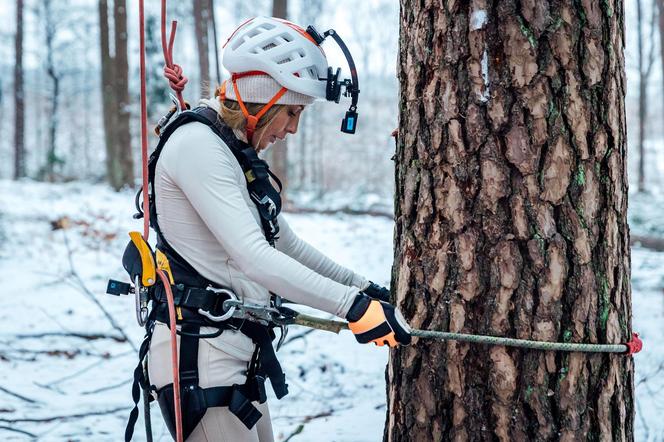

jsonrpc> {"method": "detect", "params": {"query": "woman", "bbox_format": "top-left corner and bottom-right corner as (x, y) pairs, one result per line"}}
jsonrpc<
(146, 17), (411, 442)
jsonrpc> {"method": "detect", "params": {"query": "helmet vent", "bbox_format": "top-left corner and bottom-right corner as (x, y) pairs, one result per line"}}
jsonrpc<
(247, 28), (261, 39)
(277, 58), (292, 65)
(262, 43), (277, 51)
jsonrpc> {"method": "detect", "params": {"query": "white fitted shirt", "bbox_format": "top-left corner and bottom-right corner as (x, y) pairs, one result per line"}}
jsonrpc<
(154, 98), (367, 318)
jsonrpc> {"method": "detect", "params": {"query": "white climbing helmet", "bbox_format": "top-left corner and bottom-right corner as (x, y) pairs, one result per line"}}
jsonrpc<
(223, 16), (329, 100)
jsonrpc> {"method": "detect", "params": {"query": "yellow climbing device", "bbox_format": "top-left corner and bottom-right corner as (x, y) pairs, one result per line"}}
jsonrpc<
(128, 231), (156, 287)
(156, 249), (175, 285)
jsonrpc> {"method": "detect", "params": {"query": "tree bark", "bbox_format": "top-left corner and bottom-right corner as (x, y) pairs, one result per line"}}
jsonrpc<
(113, 0), (134, 189)
(193, 0), (211, 97)
(270, 0), (289, 201)
(99, 0), (118, 188)
(388, 1), (634, 441)
(13, 0), (25, 180)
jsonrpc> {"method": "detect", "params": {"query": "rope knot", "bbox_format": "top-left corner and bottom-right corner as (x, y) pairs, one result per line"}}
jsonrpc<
(163, 64), (188, 92)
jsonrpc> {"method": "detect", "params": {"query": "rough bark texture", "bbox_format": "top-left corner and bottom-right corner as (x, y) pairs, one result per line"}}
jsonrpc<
(387, 1), (634, 441)
(193, 0), (211, 97)
(13, 0), (25, 180)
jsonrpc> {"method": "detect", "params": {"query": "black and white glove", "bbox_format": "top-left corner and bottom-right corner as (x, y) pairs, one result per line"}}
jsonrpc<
(345, 294), (411, 347)
(361, 281), (390, 302)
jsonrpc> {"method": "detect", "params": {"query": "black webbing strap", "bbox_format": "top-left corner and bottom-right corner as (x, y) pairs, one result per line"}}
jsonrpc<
(179, 323), (201, 388)
(153, 283), (226, 314)
(125, 321), (155, 442)
(238, 321), (289, 399)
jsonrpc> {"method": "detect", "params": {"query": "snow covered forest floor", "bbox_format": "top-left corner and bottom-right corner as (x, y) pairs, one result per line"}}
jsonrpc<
(0, 180), (662, 441)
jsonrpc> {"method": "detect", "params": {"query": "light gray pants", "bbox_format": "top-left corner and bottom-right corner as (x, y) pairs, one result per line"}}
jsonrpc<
(148, 322), (275, 442)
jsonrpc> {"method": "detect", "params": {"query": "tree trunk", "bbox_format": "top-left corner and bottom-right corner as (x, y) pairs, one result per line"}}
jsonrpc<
(113, 0), (134, 189)
(99, 0), (118, 188)
(388, 1), (634, 441)
(193, 0), (211, 98)
(13, 0), (25, 180)
(659, 0), (664, 142)
(209, 0), (221, 85)
(270, 0), (289, 201)
(637, 0), (646, 192)
(44, 0), (59, 182)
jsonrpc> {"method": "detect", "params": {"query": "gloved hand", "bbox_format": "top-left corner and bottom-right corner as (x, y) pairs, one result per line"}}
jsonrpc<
(361, 281), (390, 302)
(345, 294), (411, 347)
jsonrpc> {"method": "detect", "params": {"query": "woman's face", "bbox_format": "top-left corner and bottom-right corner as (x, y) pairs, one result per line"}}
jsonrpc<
(254, 105), (304, 151)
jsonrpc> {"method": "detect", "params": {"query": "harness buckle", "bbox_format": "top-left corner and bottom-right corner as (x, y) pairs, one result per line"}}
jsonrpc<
(197, 287), (238, 322)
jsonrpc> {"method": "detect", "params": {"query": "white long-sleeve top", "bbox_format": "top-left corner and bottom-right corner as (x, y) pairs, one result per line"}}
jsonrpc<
(154, 99), (367, 318)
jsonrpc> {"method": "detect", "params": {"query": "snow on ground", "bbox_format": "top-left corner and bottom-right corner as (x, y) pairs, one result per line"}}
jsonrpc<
(0, 180), (662, 440)
(0, 180), (392, 441)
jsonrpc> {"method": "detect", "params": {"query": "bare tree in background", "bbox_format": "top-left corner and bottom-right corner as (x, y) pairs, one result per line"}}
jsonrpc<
(99, 0), (134, 191)
(637, 0), (657, 192)
(209, 0), (221, 85)
(43, 0), (61, 181)
(14, 0), (25, 179)
(193, 0), (211, 98)
(388, 1), (634, 440)
(659, 0), (664, 140)
(270, 0), (289, 201)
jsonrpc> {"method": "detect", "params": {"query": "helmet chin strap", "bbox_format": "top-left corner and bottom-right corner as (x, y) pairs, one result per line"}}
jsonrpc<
(219, 71), (288, 144)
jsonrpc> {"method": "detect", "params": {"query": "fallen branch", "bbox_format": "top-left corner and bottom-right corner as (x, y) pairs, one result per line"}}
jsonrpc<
(13, 332), (126, 343)
(82, 378), (132, 395)
(285, 205), (392, 219)
(0, 406), (128, 423)
(0, 386), (40, 405)
(283, 424), (304, 442)
(0, 425), (37, 438)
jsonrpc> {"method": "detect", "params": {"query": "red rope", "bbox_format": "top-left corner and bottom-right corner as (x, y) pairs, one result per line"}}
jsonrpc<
(139, 1), (184, 441)
(157, 269), (184, 442)
(138, 0), (149, 241)
(161, 0), (187, 110)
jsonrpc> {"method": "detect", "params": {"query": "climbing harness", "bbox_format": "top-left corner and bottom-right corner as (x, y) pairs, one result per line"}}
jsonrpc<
(109, 106), (292, 441)
(108, 6), (365, 441)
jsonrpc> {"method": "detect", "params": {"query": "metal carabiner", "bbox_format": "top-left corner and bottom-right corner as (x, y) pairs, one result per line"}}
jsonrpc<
(197, 288), (238, 322)
(134, 275), (149, 326)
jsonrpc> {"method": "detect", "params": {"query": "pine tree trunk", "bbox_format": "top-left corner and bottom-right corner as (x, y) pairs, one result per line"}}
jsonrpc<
(13, 0), (25, 180)
(270, 0), (289, 202)
(388, 1), (634, 441)
(193, 0), (211, 97)
(113, 0), (134, 189)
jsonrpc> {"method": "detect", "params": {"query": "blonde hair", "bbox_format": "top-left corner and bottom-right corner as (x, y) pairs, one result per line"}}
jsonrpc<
(214, 84), (285, 147)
